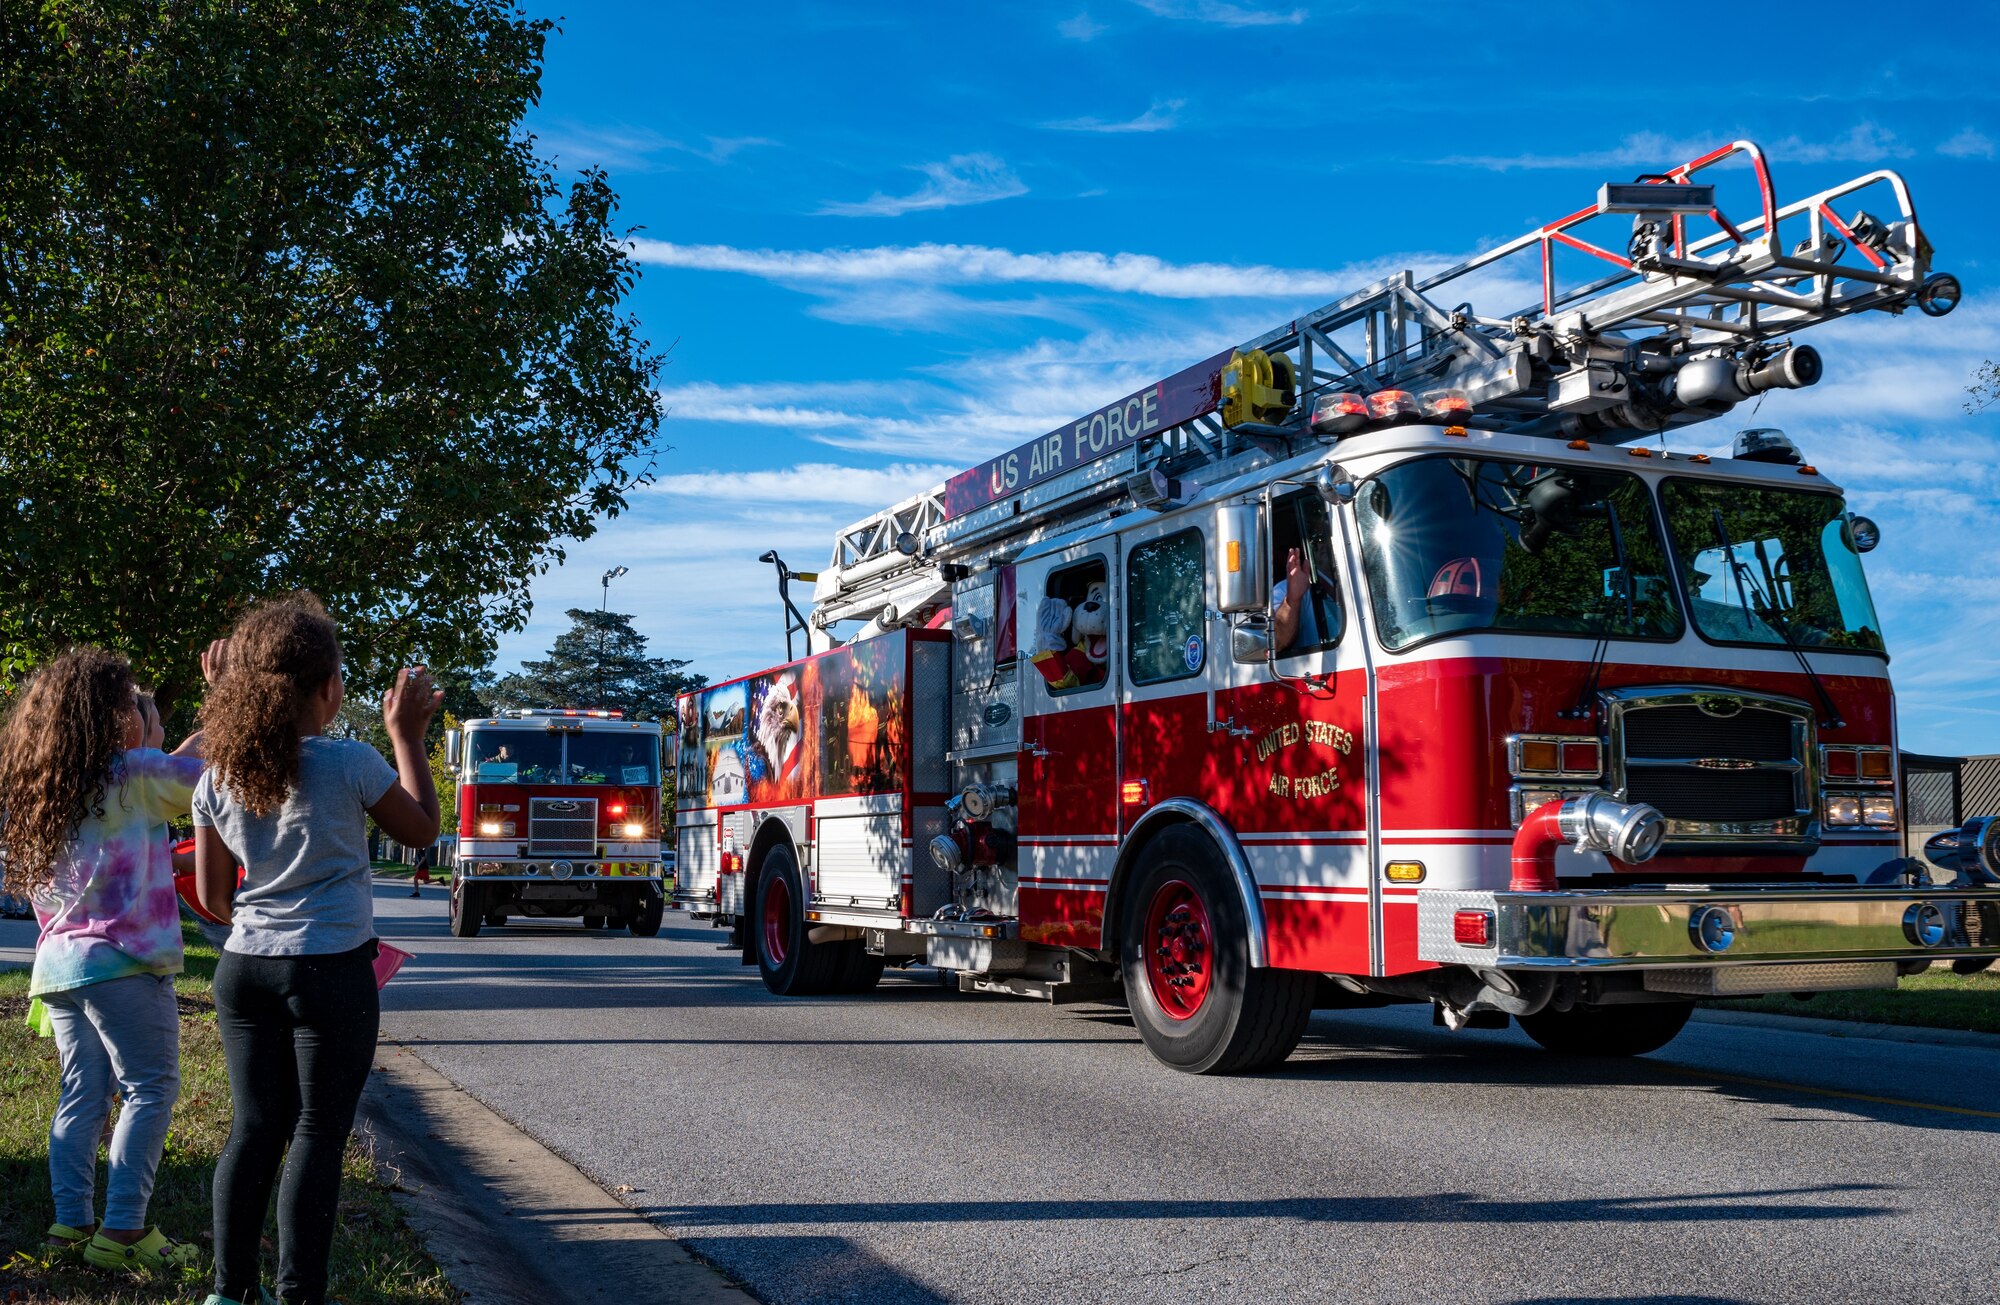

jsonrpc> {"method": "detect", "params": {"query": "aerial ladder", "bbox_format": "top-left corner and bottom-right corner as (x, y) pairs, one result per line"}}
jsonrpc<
(804, 140), (1959, 637)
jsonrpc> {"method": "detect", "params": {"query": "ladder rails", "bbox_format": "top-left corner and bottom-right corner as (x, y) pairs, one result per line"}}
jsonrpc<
(805, 139), (1957, 632)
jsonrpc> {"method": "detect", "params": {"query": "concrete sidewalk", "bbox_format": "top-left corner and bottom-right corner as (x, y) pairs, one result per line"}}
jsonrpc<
(361, 1044), (754, 1305)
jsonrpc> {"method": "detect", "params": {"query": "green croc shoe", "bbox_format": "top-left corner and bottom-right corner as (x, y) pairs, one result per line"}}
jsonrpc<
(81, 1225), (200, 1273)
(44, 1221), (94, 1254)
(201, 1290), (278, 1305)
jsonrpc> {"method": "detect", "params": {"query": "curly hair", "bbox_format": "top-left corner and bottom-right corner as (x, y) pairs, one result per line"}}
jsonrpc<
(0, 648), (136, 895)
(200, 592), (343, 818)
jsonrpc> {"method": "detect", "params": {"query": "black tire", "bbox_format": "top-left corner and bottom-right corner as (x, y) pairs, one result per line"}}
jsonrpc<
(629, 886), (664, 938)
(448, 878), (483, 939)
(1516, 1001), (1694, 1057)
(754, 844), (840, 995)
(830, 941), (885, 994)
(1116, 826), (1315, 1074)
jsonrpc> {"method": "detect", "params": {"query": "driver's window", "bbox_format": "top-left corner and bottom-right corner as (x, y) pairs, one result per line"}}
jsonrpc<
(1269, 490), (1344, 656)
(1029, 559), (1110, 695)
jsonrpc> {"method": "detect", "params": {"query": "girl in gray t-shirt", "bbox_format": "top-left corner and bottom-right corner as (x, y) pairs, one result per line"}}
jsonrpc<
(191, 592), (440, 1305)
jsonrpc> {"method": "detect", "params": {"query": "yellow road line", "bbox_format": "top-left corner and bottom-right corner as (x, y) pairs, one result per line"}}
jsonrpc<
(1656, 1064), (2000, 1121)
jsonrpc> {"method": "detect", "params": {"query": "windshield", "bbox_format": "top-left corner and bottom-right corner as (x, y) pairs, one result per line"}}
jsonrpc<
(467, 728), (562, 783)
(1660, 479), (1884, 654)
(562, 732), (659, 786)
(1356, 455), (1683, 651)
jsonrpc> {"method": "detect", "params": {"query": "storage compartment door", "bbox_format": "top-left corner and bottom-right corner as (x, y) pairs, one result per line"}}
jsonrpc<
(813, 799), (905, 910)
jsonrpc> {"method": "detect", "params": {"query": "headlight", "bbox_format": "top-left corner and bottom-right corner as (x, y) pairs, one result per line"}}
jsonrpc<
(1823, 794), (1861, 827)
(1861, 795), (1898, 828)
(1510, 787), (1571, 826)
(479, 821), (502, 836)
(621, 822), (645, 839)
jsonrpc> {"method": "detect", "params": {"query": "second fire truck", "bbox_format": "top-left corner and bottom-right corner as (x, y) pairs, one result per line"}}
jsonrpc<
(448, 709), (668, 937)
(674, 140), (2000, 1073)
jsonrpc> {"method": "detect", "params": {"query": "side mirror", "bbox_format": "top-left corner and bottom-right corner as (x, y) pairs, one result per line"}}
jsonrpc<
(444, 729), (461, 768)
(1231, 615), (1273, 664)
(1313, 463), (1358, 504)
(1213, 504), (1264, 613)
(1846, 513), (1881, 553)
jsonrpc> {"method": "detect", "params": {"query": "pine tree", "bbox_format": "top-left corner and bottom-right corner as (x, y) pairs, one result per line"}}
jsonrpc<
(492, 609), (703, 723)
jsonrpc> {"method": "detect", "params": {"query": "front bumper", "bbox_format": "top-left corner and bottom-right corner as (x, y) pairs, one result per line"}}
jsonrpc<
(466, 861), (663, 884)
(1418, 885), (2000, 969)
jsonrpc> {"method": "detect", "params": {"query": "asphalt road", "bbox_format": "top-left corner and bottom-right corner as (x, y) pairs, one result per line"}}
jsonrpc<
(366, 883), (2000, 1304)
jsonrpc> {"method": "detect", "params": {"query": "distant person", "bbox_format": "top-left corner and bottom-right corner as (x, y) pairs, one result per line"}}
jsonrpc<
(409, 843), (433, 897)
(0, 645), (219, 1275)
(193, 593), (441, 1305)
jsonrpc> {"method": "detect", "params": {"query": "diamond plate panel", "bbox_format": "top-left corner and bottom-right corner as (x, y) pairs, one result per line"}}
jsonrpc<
(909, 805), (950, 917)
(912, 639), (951, 793)
(1644, 960), (1897, 996)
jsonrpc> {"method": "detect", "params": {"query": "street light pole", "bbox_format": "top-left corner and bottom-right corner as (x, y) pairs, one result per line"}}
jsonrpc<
(598, 565), (628, 705)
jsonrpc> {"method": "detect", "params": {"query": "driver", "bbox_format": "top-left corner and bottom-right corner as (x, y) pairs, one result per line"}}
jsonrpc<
(1273, 548), (1339, 653)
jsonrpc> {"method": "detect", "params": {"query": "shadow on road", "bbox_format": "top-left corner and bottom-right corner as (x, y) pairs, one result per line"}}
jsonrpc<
(377, 886), (2000, 1142)
(635, 1182), (1895, 1230)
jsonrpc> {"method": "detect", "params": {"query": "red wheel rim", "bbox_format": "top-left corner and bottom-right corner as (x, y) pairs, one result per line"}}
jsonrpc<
(1143, 878), (1212, 1020)
(762, 874), (791, 965)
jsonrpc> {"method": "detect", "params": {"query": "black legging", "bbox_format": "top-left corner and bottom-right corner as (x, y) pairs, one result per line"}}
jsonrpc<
(212, 941), (379, 1305)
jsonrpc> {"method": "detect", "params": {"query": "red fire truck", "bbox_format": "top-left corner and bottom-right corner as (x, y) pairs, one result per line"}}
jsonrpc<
(447, 708), (667, 937)
(675, 140), (2000, 1073)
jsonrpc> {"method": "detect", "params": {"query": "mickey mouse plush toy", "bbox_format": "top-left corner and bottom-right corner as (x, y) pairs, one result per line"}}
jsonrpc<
(1029, 580), (1110, 690)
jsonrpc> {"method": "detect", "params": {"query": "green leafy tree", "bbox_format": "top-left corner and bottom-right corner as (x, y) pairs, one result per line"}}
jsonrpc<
(0, 0), (668, 713)
(491, 608), (703, 723)
(1969, 361), (2000, 413)
(430, 712), (462, 838)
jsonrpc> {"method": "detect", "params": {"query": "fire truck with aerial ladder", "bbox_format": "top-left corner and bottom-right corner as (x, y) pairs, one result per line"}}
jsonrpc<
(447, 708), (668, 937)
(673, 140), (2000, 1073)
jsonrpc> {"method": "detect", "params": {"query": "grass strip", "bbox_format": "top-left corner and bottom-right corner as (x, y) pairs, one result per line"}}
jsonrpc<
(0, 922), (459, 1303)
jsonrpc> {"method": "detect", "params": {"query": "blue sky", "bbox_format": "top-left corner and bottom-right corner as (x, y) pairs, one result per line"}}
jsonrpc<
(495, 0), (2000, 756)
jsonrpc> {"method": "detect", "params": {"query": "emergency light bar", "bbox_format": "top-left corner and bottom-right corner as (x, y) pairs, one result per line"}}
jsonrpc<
(501, 708), (625, 719)
(1598, 181), (1716, 213)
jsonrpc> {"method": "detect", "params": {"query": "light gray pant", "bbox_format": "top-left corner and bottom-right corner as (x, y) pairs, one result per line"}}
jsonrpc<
(43, 972), (181, 1230)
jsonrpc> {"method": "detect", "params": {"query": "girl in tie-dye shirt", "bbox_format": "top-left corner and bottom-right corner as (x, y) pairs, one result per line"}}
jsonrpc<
(0, 647), (212, 1274)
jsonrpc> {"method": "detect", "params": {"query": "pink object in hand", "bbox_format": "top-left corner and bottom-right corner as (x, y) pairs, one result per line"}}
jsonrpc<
(373, 943), (414, 990)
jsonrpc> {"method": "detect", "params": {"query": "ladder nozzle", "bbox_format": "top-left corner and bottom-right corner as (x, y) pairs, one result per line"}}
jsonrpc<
(1670, 345), (1821, 410)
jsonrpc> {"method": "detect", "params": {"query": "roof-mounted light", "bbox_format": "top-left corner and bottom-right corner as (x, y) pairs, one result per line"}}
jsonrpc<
(1733, 428), (1801, 465)
(1420, 389), (1473, 421)
(1366, 390), (1419, 422)
(1309, 392), (1371, 436)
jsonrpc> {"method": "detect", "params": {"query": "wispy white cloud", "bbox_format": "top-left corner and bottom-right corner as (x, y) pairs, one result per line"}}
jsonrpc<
(1440, 125), (1913, 172)
(1046, 98), (1186, 134)
(1939, 126), (1997, 159)
(817, 154), (1027, 217)
(657, 379), (1076, 458)
(627, 237), (1380, 298)
(1058, 11), (1107, 39)
(644, 461), (958, 506)
(1132, 0), (1305, 26)
(1768, 122), (1912, 164)
(800, 284), (1094, 331)
(530, 121), (776, 171)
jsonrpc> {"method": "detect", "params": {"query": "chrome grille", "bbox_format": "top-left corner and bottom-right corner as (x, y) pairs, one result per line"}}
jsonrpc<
(1623, 705), (1796, 763)
(1606, 688), (1813, 848)
(529, 797), (597, 856)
